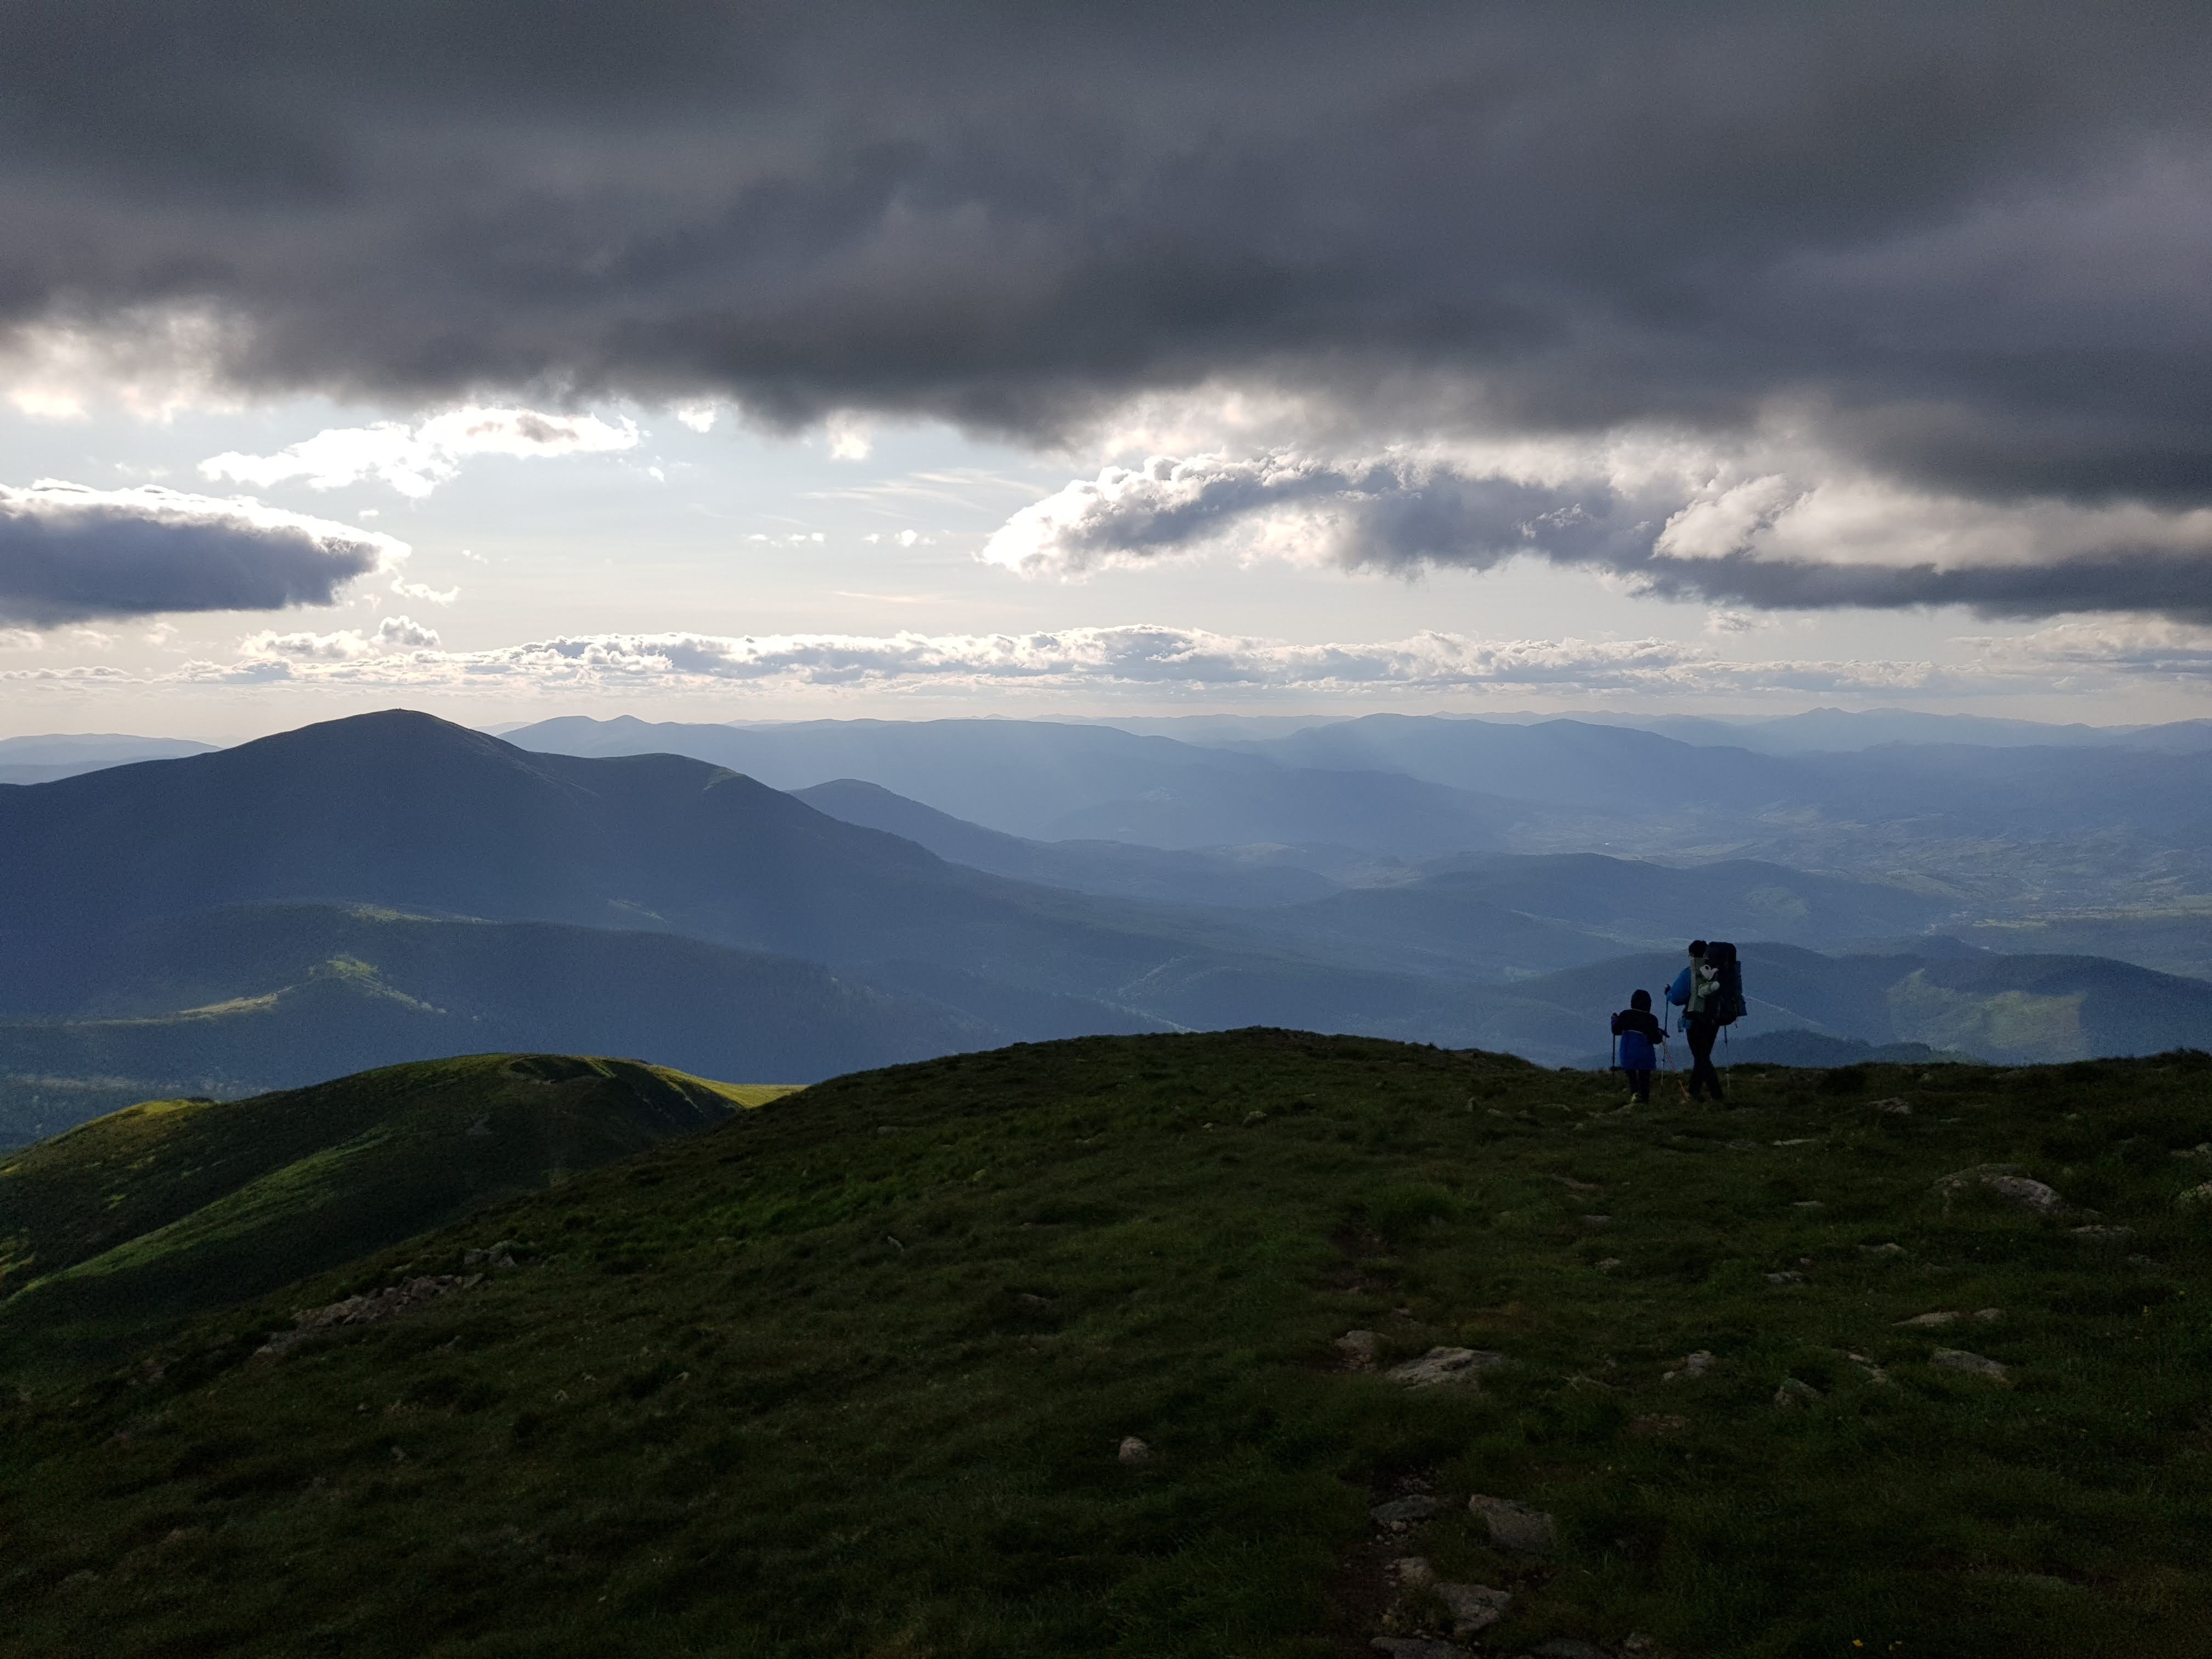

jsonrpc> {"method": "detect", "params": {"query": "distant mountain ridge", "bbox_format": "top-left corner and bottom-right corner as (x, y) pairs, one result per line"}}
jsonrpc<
(0, 732), (219, 786)
(504, 713), (1525, 851)
(791, 777), (1340, 907)
(3, 708), (2203, 1145)
(0, 902), (1003, 1146)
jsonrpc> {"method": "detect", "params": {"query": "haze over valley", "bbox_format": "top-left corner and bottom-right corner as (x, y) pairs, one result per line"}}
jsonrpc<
(5, 705), (2207, 1147)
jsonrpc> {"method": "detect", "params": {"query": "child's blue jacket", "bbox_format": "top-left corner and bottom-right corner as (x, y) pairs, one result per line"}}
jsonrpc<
(1611, 1008), (1663, 1069)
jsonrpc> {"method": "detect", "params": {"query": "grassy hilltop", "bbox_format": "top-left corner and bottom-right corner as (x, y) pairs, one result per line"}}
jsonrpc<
(3, 1034), (2211, 1657)
(0, 1054), (794, 1372)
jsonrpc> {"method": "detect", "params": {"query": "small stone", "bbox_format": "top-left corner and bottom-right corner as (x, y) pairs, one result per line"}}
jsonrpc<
(1791, 1199), (1824, 1209)
(1774, 1376), (1822, 1408)
(1536, 1641), (1616, 1659)
(1243, 1109), (1267, 1125)
(1391, 1555), (1435, 1588)
(1931, 1348), (2010, 1382)
(1336, 1329), (1380, 1371)
(1436, 1582), (1511, 1638)
(1017, 1293), (1052, 1309)
(1972, 1307), (2004, 1322)
(1386, 1347), (1507, 1388)
(2174, 1183), (2212, 1210)
(1371, 1639), (1471, 1659)
(1627, 1413), (1688, 1436)
(1662, 1350), (1714, 1383)
(2073, 1224), (2133, 1239)
(1870, 1097), (1912, 1114)
(1117, 1436), (1153, 1464)
(1775, 1138), (1819, 1147)
(1726, 1139), (1759, 1151)
(1469, 1493), (1558, 1555)
(1582, 1214), (1611, 1226)
(1859, 1242), (1906, 1257)
(1897, 1311), (1959, 1327)
(1594, 1256), (1622, 1269)
(1370, 1494), (1441, 1529)
(1765, 1270), (1805, 1285)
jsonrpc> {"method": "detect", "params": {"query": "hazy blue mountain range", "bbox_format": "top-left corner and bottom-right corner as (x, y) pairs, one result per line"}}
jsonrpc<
(4, 708), (2205, 1146)
(1227, 713), (2212, 838)
(1236, 852), (1954, 980)
(789, 778), (1341, 907)
(1460, 707), (2212, 755)
(505, 713), (1524, 853)
(0, 732), (218, 786)
(506, 711), (2212, 881)
(509, 711), (2212, 967)
(1476, 945), (2212, 1068)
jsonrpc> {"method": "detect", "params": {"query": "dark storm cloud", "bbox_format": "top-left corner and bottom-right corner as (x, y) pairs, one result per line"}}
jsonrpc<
(0, 484), (394, 625)
(1632, 547), (2212, 624)
(986, 453), (2212, 623)
(4, 2), (2211, 501)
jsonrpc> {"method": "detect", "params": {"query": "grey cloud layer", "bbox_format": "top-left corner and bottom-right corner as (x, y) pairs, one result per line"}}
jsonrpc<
(4, 2), (2210, 507)
(0, 484), (396, 625)
(985, 454), (2212, 622)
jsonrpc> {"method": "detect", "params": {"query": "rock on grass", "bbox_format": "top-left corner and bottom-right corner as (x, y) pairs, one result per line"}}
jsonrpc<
(1386, 1347), (1506, 1387)
(1469, 1493), (1558, 1555)
(1931, 1349), (2010, 1382)
(1937, 1164), (2070, 1215)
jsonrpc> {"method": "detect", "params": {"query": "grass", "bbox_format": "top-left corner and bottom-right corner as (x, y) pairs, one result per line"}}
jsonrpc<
(2, 1032), (2210, 1657)
(0, 1054), (796, 1374)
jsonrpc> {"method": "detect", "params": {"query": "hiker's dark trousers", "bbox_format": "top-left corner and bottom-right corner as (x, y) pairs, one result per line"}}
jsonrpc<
(1624, 1068), (1652, 1103)
(1684, 1018), (1724, 1100)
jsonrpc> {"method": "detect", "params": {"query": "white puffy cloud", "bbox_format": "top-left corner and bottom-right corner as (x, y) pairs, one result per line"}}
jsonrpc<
(0, 480), (403, 626)
(238, 613), (443, 661)
(824, 413), (876, 461)
(1962, 618), (2212, 680)
(200, 407), (641, 499)
(87, 622), (1970, 702)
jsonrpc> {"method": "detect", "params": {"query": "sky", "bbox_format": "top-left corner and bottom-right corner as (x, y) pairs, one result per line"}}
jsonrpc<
(4, 1), (2212, 742)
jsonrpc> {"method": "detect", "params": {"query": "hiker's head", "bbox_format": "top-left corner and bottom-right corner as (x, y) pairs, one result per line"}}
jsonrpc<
(1630, 989), (1651, 1011)
(1688, 939), (1708, 958)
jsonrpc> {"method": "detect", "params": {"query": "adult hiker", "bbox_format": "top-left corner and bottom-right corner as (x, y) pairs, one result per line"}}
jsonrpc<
(1667, 940), (1726, 1102)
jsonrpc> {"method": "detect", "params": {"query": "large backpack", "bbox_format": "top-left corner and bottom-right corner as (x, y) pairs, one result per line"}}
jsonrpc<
(1706, 940), (1747, 1025)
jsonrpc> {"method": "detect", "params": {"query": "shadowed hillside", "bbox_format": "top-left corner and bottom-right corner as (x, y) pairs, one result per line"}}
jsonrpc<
(3, 1034), (2209, 1657)
(0, 1053), (789, 1368)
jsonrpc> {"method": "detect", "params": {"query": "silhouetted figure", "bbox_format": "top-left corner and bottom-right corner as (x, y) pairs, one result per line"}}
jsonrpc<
(1610, 988), (1666, 1103)
(1668, 939), (1725, 1102)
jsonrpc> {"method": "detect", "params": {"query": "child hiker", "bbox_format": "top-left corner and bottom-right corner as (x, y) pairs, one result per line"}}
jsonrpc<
(1610, 988), (1666, 1104)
